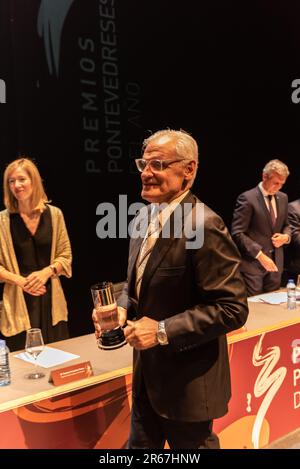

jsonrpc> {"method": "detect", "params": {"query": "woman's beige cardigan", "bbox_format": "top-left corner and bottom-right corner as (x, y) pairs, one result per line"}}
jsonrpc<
(0, 205), (72, 336)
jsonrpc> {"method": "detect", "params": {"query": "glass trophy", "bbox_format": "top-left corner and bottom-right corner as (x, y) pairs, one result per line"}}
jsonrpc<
(91, 281), (126, 350)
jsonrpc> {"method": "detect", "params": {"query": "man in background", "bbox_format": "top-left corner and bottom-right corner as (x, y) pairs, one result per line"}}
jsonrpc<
(231, 159), (290, 296)
(284, 198), (300, 282)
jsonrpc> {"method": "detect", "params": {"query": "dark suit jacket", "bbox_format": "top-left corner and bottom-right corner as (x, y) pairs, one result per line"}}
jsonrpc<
(231, 186), (291, 274)
(285, 199), (300, 274)
(118, 192), (248, 422)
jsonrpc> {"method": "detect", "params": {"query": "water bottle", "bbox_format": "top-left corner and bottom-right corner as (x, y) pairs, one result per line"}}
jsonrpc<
(287, 279), (297, 310)
(0, 339), (11, 386)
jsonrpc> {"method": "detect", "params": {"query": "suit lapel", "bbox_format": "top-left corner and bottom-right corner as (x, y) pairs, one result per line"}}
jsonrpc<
(127, 228), (176, 302)
(274, 194), (282, 232)
(139, 192), (194, 300)
(127, 207), (149, 297)
(128, 236), (143, 279)
(256, 187), (274, 233)
(139, 236), (176, 299)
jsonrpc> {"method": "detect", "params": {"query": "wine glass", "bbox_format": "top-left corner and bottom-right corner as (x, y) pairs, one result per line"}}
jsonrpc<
(25, 328), (45, 379)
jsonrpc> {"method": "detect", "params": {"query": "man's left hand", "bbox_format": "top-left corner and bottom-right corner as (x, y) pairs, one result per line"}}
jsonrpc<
(124, 316), (159, 350)
(271, 233), (289, 248)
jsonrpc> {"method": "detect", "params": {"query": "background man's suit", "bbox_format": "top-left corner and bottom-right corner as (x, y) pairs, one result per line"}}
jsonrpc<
(285, 199), (300, 277)
(118, 192), (248, 424)
(231, 186), (291, 295)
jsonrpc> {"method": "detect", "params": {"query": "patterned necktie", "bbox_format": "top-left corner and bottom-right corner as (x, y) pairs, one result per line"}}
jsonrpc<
(267, 195), (276, 227)
(135, 208), (160, 298)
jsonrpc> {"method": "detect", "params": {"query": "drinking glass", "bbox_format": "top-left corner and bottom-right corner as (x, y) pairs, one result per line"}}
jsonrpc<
(25, 328), (45, 379)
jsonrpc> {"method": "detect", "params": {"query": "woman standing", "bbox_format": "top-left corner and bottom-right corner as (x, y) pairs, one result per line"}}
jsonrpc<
(0, 158), (72, 351)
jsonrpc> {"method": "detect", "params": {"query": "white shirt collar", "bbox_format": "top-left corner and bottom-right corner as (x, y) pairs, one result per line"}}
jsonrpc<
(151, 190), (190, 228)
(259, 181), (273, 198)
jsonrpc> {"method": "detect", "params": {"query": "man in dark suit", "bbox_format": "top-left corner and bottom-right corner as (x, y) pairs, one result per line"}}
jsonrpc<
(93, 129), (248, 448)
(231, 159), (291, 297)
(285, 199), (300, 281)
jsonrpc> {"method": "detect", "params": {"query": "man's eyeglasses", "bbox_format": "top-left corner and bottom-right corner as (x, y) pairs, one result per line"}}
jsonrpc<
(135, 158), (186, 173)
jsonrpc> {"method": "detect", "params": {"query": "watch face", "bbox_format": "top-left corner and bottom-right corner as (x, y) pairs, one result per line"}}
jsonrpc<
(157, 330), (168, 345)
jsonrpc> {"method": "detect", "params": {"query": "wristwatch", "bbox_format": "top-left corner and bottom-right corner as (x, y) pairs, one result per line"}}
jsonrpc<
(49, 265), (58, 277)
(157, 320), (169, 346)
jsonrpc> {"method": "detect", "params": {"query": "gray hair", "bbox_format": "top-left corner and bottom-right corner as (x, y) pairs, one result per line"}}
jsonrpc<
(143, 129), (199, 185)
(263, 159), (290, 178)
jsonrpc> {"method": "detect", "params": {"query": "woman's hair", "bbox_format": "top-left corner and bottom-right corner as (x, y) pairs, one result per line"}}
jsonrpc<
(3, 157), (50, 213)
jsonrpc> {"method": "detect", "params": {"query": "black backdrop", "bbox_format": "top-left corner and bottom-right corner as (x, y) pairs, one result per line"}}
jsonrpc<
(1, 0), (300, 337)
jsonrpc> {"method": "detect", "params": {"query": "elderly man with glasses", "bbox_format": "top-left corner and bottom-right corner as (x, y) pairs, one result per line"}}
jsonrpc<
(93, 129), (248, 449)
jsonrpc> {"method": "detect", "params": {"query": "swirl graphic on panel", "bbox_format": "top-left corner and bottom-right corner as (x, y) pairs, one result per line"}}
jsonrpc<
(37, 0), (76, 76)
(251, 333), (287, 448)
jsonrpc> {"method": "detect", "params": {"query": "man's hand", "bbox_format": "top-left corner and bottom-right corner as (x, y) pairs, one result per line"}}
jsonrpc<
(256, 252), (278, 272)
(92, 306), (127, 339)
(271, 233), (289, 248)
(124, 316), (159, 350)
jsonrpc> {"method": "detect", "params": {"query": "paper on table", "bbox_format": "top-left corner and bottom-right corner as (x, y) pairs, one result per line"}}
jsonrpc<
(247, 296), (264, 303)
(248, 291), (288, 305)
(15, 346), (79, 368)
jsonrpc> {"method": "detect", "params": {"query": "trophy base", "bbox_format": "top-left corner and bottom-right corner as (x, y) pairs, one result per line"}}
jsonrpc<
(98, 327), (126, 350)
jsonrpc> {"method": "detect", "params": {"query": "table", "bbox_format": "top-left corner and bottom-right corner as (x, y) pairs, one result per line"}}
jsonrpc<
(1, 294), (300, 448)
(214, 296), (300, 448)
(0, 335), (133, 448)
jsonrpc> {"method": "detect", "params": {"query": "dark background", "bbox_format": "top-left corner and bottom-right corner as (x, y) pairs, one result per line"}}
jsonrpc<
(1, 0), (300, 337)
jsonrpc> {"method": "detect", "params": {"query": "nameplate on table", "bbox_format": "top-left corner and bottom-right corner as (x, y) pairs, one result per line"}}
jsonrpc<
(49, 361), (93, 386)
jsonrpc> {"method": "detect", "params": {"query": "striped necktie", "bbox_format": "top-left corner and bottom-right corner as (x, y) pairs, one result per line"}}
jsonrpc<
(135, 208), (160, 298)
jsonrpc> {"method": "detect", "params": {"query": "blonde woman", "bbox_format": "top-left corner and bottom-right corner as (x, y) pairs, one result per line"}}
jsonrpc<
(0, 158), (72, 351)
